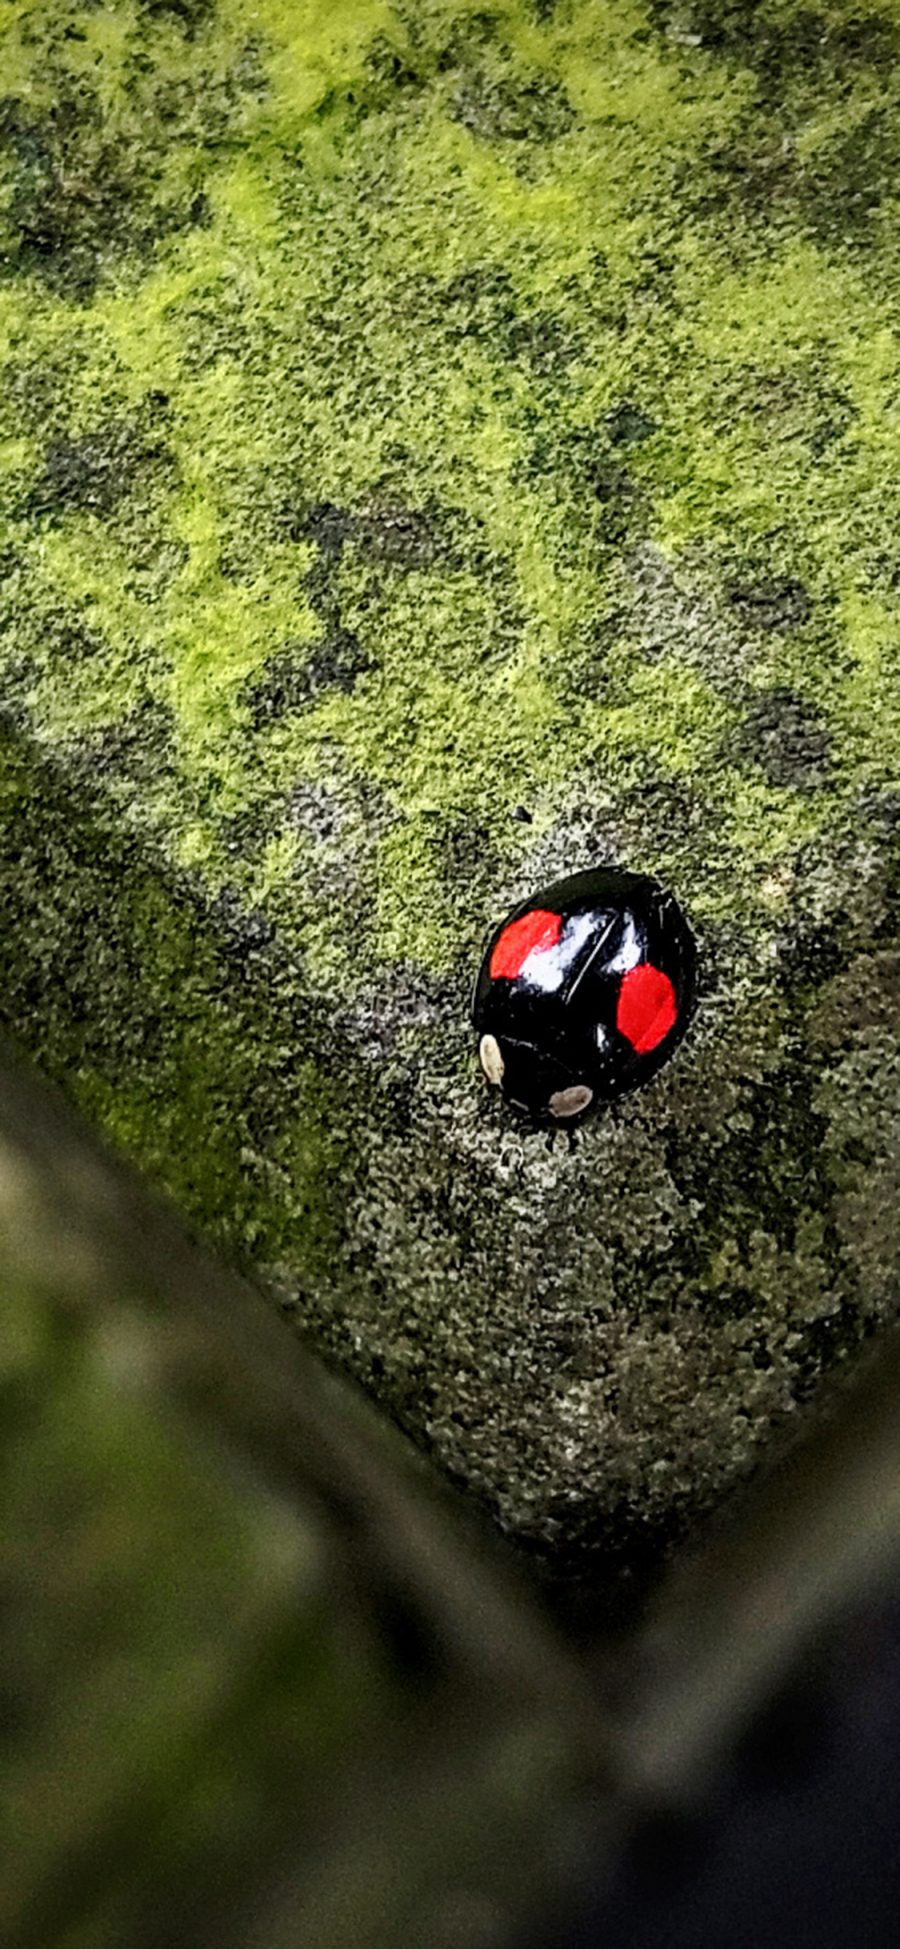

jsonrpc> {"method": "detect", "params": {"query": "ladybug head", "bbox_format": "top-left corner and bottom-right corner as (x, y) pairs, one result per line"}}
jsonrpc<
(478, 1031), (594, 1122)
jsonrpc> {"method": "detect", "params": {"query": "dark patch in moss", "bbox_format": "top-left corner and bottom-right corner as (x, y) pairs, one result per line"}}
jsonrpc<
(0, 91), (125, 298)
(727, 577), (811, 632)
(433, 13), (504, 72)
(867, 809), (900, 946)
(586, 458), (645, 547)
(544, 616), (618, 708)
(216, 800), (275, 871)
(138, 0), (216, 33)
(775, 918), (847, 994)
(58, 697), (177, 790)
(25, 422), (173, 521)
(672, 6), (900, 249)
(436, 268), (584, 385)
(0, 658), (37, 725)
(363, 35), (427, 109)
(515, 419), (647, 554)
(619, 776), (711, 856)
(354, 500), (444, 571)
(799, 107), (900, 244)
(0, 51), (220, 300)
(438, 264), (517, 342)
(0, 92), (189, 298)
(418, 808), (503, 928)
(434, 266), (580, 377)
(605, 401), (657, 448)
(649, 2), (899, 91)
(207, 884), (274, 967)
(2, 343), (83, 441)
(697, 4), (831, 74)
(305, 628), (372, 693)
(295, 502), (355, 560)
(286, 779), (348, 846)
(729, 688), (833, 792)
(718, 366), (856, 459)
(284, 495), (453, 576)
(808, 399), (856, 456)
(681, 128), (794, 225)
(48, 620), (105, 664)
(514, 310), (583, 377)
(442, 816), (498, 883)
(247, 629), (372, 726)
(451, 71), (575, 143)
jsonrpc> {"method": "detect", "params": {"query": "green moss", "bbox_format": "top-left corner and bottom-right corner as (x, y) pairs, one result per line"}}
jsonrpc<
(0, 730), (350, 1286)
(2, 0), (896, 978)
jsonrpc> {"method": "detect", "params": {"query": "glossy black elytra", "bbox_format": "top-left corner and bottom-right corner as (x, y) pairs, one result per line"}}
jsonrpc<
(472, 867), (696, 1123)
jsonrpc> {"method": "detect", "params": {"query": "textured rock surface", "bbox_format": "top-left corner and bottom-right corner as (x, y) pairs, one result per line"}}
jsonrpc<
(2, 0), (900, 1567)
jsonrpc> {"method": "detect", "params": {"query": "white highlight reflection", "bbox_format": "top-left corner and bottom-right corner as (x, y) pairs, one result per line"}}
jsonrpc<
(605, 914), (642, 976)
(519, 911), (596, 992)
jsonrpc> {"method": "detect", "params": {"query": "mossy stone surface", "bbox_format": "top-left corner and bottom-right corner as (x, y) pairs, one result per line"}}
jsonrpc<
(2, 0), (900, 1566)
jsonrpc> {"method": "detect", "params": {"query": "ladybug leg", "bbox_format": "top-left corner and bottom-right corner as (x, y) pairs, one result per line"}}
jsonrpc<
(548, 1084), (593, 1119)
(478, 1034), (504, 1085)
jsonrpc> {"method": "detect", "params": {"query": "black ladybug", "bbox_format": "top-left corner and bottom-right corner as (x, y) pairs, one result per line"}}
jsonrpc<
(472, 867), (696, 1123)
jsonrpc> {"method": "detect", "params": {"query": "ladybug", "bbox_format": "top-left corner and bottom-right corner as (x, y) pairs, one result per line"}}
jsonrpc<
(472, 867), (696, 1123)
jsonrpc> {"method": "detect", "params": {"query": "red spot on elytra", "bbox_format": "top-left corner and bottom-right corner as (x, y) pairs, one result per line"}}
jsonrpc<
(617, 962), (677, 1054)
(490, 907), (563, 981)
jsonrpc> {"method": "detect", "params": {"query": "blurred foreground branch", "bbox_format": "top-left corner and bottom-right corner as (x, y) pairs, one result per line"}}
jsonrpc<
(0, 1038), (609, 1949)
(5, 1027), (900, 1949)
